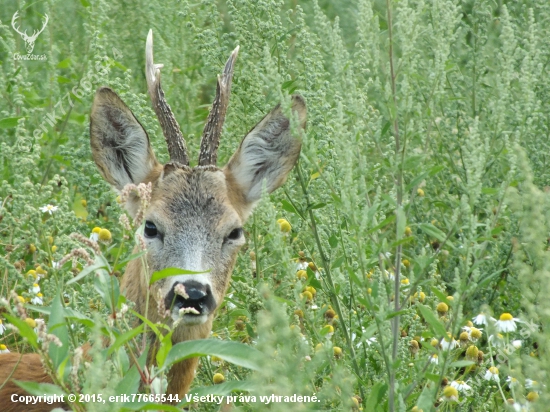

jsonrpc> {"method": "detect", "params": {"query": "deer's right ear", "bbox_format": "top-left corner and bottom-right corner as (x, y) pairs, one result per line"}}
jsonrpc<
(90, 87), (159, 190)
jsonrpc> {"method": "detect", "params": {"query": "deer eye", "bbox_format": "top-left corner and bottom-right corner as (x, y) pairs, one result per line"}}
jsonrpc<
(144, 221), (158, 238)
(225, 228), (243, 242)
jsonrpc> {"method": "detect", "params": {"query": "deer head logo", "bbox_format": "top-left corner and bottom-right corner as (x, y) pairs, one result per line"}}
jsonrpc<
(11, 11), (49, 54)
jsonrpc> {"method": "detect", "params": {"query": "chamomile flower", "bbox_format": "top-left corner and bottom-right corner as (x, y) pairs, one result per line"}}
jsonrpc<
(450, 380), (471, 393)
(484, 366), (499, 382)
(0, 319), (5, 335)
(488, 333), (506, 348)
(473, 313), (494, 326)
(507, 376), (519, 387)
(430, 354), (439, 364)
(90, 227), (101, 242)
(495, 313), (521, 333)
(525, 379), (538, 389)
(511, 340), (522, 349)
(365, 337), (377, 347)
(31, 283), (40, 294)
(31, 293), (43, 305)
(40, 204), (58, 215)
(442, 386), (458, 402)
(440, 334), (459, 351)
(0, 344), (9, 353)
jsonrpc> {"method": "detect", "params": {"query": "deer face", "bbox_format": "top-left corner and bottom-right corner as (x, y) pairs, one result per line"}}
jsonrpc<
(89, 33), (306, 327)
(142, 167), (245, 324)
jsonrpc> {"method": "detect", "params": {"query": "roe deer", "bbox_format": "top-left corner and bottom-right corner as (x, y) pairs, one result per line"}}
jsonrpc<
(0, 29), (306, 410)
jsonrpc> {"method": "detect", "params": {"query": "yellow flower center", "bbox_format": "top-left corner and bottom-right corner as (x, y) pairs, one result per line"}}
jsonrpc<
(92, 227), (101, 234)
(470, 328), (482, 339)
(443, 386), (458, 398)
(0, 344), (7, 350)
(489, 366), (499, 374)
(437, 302), (449, 313)
(25, 318), (37, 328)
(500, 313), (513, 321)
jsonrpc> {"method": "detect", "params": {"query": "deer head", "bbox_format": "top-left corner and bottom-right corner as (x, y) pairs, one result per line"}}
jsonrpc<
(90, 30), (305, 339)
(11, 11), (49, 54)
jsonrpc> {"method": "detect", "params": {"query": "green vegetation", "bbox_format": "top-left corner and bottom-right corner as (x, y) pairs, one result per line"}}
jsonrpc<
(2, 0), (550, 410)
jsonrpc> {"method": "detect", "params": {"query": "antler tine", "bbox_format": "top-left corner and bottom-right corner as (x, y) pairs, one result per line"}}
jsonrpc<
(198, 46), (239, 166)
(146, 30), (189, 165)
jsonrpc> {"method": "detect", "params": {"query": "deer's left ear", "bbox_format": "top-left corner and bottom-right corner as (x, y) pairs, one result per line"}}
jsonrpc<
(224, 95), (306, 210)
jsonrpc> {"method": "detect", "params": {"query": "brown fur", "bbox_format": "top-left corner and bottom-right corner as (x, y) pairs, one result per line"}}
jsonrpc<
(0, 353), (66, 412)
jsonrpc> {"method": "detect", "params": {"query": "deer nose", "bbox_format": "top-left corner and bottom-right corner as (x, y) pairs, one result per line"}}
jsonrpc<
(165, 280), (215, 317)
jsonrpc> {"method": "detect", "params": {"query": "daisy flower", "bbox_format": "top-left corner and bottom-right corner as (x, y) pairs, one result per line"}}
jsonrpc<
(511, 340), (522, 349)
(31, 293), (44, 305)
(495, 313), (521, 333)
(89, 227), (101, 242)
(40, 204), (58, 215)
(430, 354), (439, 364)
(440, 334), (459, 351)
(488, 333), (505, 348)
(525, 379), (538, 389)
(0, 319), (5, 335)
(31, 283), (40, 294)
(0, 344), (9, 353)
(473, 313), (495, 326)
(507, 376), (519, 387)
(484, 366), (499, 382)
(442, 386), (459, 402)
(450, 380), (471, 392)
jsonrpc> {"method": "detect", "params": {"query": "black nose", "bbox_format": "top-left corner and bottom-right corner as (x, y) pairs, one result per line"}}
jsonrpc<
(164, 280), (215, 316)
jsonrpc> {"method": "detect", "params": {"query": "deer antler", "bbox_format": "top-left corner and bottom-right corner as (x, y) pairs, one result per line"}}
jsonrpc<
(11, 11), (27, 38)
(30, 14), (49, 42)
(145, 30), (189, 166)
(198, 46), (239, 166)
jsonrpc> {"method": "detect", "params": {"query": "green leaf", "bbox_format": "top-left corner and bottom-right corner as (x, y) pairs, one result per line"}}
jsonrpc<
(280, 199), (299, 215)
(330, 255), (345, 269)
(48, 294), (69, 371)
(385, 309), (409, 320)
(417, 304), (447, 337)
(364, 381), (387, 412)
(149, 267), (209, 285)
(114, 250), (147, 270)
(156, 330), (174, 368)
(430, 287), (449, 304)
(396, 206), (406, 239)
(450, 360), (475, 368)
(367, 215), (396, 234)
(307, 202), (327, 211)
(4, 313), (38, 348)
(66, 255), (109, 285)
(107, 323), (145, 356)
(13, 381), (65, 397)
(419, 223), (454, 248)
(416, 382), (438, 411)
(0, 117), (22, 128)
(114, 349), (147, 396)
(57, 58), (72, 68)
(57, 76), (71, 84)
(164, 340), (263, 372)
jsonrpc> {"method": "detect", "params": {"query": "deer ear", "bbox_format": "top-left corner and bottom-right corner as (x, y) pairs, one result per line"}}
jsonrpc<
(90, 87), (160, 190)
(224, 95), (306, 208)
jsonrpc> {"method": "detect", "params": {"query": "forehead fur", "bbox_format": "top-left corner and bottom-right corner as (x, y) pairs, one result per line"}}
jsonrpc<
(149, 165), (244, 221)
